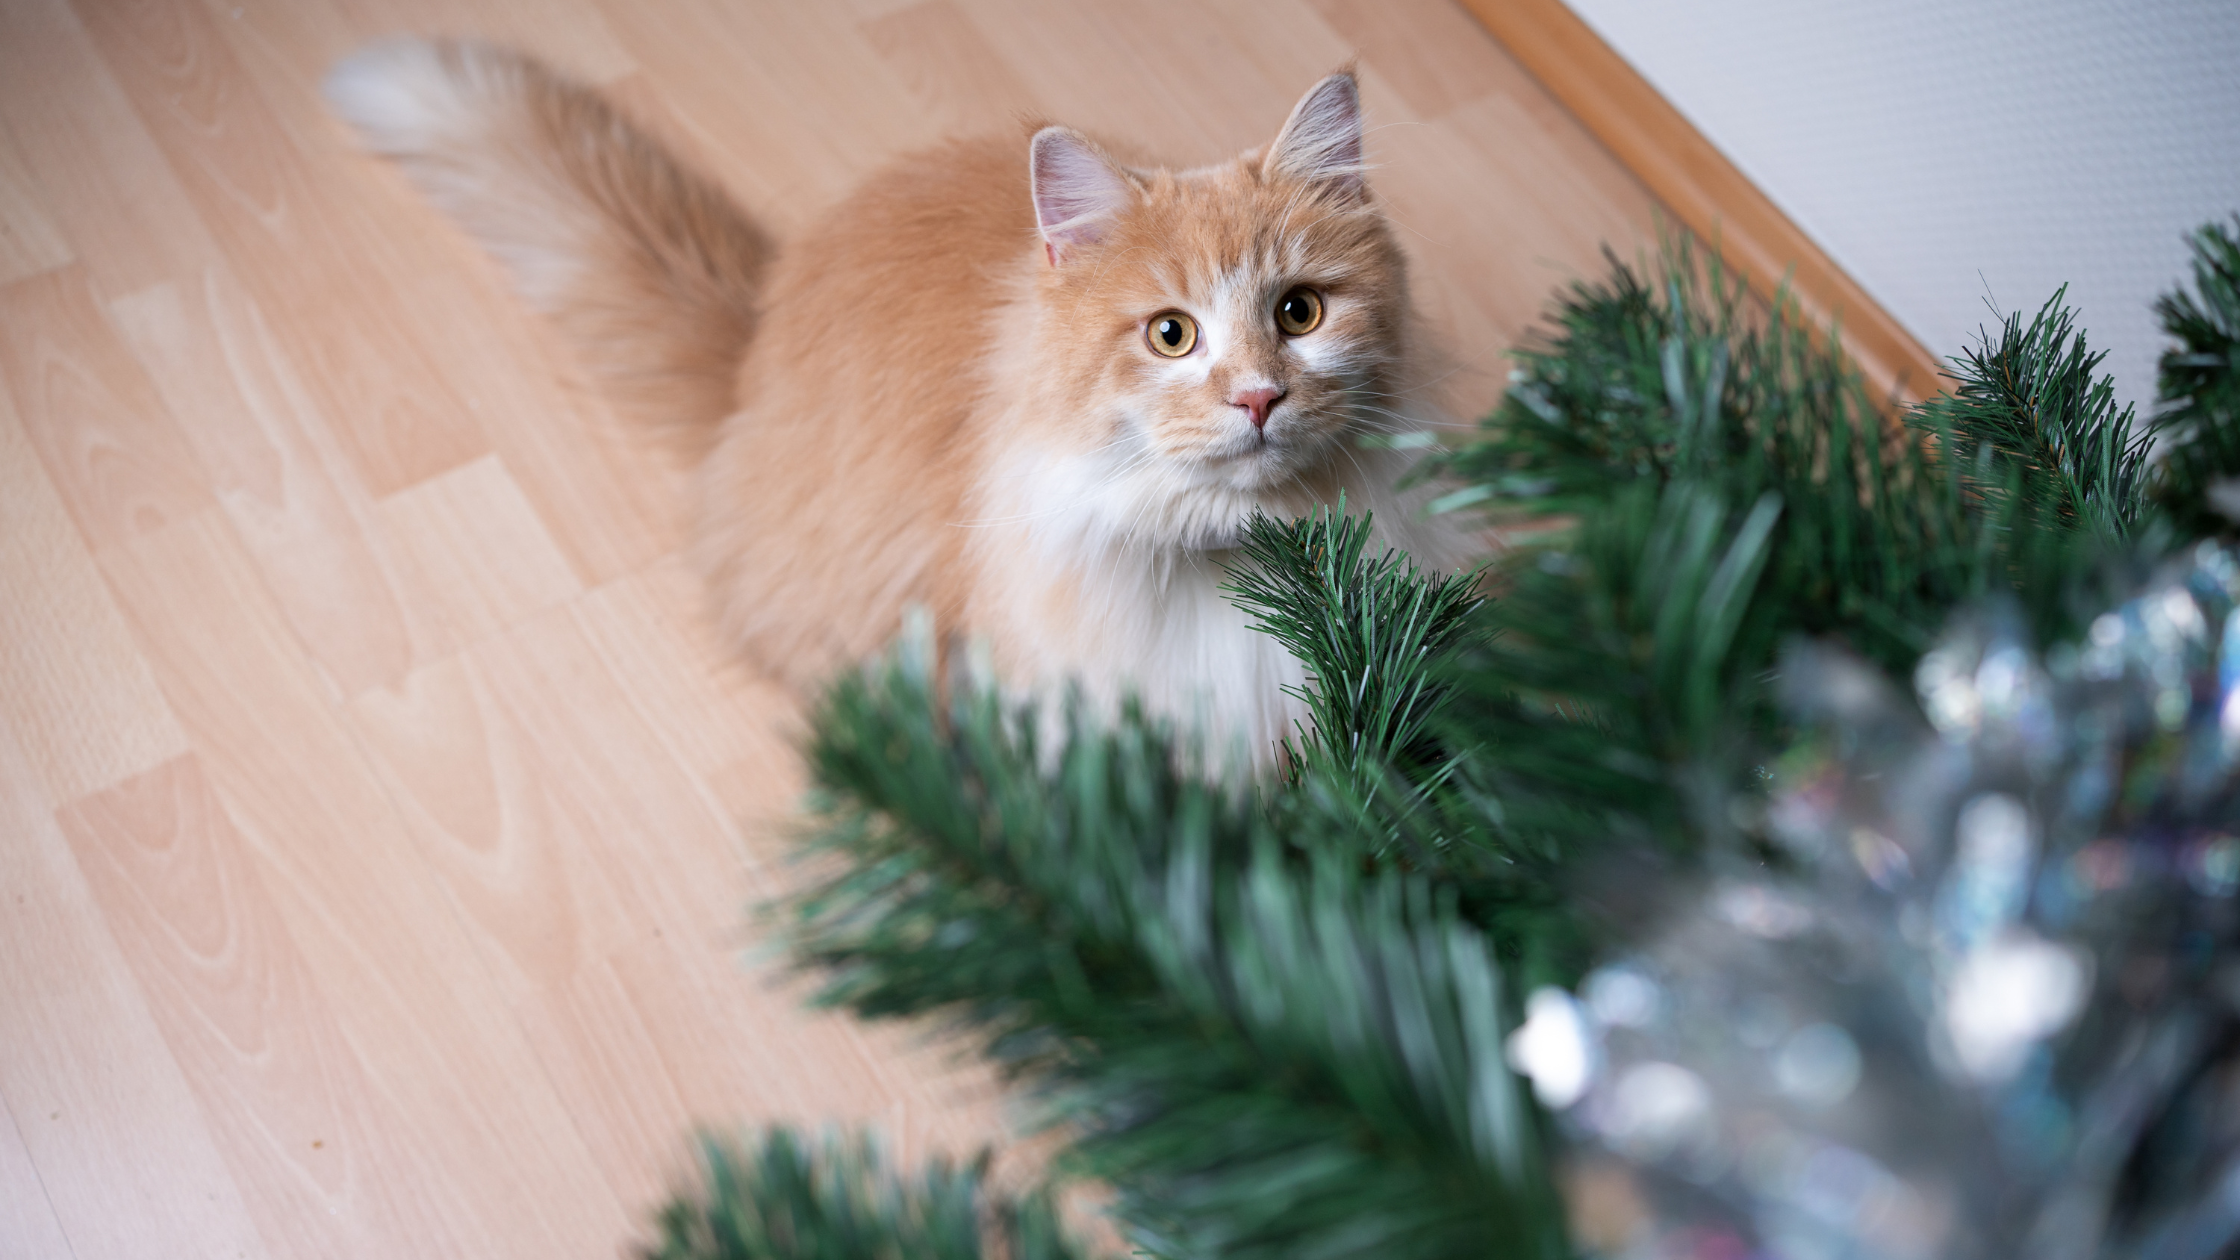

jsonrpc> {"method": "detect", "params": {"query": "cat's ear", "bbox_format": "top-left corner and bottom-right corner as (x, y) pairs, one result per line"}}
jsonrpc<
(1030, 127), (1136, 266)
(1263, 71), (1365, 201)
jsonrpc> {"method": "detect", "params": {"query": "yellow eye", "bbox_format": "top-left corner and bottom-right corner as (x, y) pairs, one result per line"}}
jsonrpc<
(1275, 287), (1323, 336)
(1147, 312), (1198, 358)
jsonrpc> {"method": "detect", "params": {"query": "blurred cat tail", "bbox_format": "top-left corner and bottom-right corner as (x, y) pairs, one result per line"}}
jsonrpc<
(325, 38), (769, 448)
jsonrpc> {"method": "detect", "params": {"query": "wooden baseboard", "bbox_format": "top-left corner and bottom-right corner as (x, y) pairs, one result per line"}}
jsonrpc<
(1458, 0), (1943, 407)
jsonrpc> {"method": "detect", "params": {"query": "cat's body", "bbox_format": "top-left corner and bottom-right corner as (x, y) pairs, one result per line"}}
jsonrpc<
(327, 41), (1464, 760)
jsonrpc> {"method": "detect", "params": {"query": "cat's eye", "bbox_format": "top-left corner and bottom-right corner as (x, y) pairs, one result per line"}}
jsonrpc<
(1147, 312), (1198, 358)
(1275, 287), (1323, 337)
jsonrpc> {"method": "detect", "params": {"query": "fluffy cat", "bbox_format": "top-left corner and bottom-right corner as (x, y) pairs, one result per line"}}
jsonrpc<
(325, 40), (1466, 761)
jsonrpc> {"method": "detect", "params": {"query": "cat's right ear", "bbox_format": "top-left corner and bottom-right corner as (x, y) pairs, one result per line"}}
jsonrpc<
(1030, 127), (1135, 266)
(1264, 71), (1366, 202)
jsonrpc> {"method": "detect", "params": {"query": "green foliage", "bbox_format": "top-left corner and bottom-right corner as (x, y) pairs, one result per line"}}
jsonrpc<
(2150, 217), (2240, 535)
(1409, 232), (2240, 870)
(1425, 244), (2046, 866)
(1222, 502), (1482, 786)
(639, 1127), (1082, 1260)
(1220, 503), (1483, 854)
(1913, 287), (2150, 539)
(783, 629), (1566, 1260)
(650, 217), (2240, 1260)
(1438, 483), (1782, 859)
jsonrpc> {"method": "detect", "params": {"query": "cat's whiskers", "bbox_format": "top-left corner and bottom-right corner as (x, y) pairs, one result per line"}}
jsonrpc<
(1341, 401), (1425, 430)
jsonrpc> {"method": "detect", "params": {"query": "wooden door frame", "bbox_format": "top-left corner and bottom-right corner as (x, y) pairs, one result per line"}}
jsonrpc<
(1460, 0), (1943, 406)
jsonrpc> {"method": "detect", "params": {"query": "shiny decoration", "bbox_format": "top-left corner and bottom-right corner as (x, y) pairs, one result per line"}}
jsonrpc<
(1529, 543), (2240, 1260)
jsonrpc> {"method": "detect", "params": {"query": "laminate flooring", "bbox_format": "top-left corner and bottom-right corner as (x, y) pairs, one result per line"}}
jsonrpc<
(0, 1), (1656, 1254)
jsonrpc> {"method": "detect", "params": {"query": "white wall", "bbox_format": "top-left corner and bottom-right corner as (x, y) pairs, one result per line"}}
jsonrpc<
(1562, 0), (2240, 413)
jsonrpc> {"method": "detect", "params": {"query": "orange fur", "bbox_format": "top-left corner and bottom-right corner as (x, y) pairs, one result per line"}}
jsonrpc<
(327, 41), (1466, 761)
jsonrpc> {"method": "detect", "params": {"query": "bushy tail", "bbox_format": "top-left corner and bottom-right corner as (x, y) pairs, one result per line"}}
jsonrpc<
(325, 39), (767, 440)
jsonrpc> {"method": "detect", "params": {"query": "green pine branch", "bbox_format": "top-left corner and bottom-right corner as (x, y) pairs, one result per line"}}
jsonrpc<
(1423, 243), (2051, 870)
(1219, 503), (1484, 858)
(1439, 481), (1778, 855)
(2150, 216), (2240, 534)
(782, 629), (1566, 1260)
(639, 1128), (1085, 1260)
(1912, 286), (2149, 539)
(1222, 502), (1482, 784)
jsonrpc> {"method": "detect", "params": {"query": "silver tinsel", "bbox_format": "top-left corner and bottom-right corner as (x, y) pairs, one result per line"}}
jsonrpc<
(1508, 542), (2240, 1260)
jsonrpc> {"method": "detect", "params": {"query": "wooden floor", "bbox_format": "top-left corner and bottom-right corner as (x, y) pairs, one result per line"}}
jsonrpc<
(0, 1), (1656, 1256)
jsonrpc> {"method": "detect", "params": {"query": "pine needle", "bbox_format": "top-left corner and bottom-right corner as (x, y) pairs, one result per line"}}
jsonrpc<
(639, 1128), (1082, 1260)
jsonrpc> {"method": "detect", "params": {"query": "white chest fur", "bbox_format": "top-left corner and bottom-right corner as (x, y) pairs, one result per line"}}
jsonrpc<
(964, 433), (1443, 764)
(968, 525), (1312, 763)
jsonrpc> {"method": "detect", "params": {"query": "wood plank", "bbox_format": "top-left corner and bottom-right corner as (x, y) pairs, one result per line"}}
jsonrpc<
(0, 1094), (74, 1260)
(943, 0), (1354, 166)
(320, 0), (638, 85)
(0, 0), (216, 297)
(0, 124), (74, 287)
(565, 567), (1020, 1198)
(1348, 68), (1659, 420)
(1310, 0), (1509, 121)
(119, 0), (686, 586)
(106, 267), (421, 698)
(0, 718), (272, 1260)
(603, 930), (1009, 1175)
(347, 595), (787, 986)
(348, 595), (1008, 1213)
(192, 0), (632, 143)
(374, 454), (584, 661)
(592, 0), (946, 235)
(93, 511), (631, 1258)
(0, 268), (216, 551)
(568, 556), (805, 834)
(860, 0), (1042, 140)
(0, 390), (189, 805)
(348, 647), (647, 1003)
(1459, 0), (1944, 405)
(72, 0), (491, 497)
(58, 755), (456, 1259)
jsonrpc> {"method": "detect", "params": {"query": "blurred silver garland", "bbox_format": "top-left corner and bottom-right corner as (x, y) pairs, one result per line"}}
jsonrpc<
(1507, 542), (2240, 1260)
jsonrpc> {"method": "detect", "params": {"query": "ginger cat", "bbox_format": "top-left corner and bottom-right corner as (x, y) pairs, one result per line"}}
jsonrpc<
(326, 40), (1465, 761)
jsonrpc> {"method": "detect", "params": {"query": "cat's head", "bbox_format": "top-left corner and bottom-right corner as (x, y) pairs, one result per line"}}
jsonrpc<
(1023, 72), (1414, 533)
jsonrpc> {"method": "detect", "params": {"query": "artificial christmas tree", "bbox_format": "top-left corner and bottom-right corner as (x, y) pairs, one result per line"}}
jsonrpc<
(644, 218), (2240, 1260)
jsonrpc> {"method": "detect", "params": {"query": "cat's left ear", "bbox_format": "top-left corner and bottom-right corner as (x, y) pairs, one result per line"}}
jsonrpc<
(1263, 71), (1365, 202)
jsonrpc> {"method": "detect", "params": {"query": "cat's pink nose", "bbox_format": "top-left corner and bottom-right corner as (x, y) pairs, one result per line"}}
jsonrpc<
(1231, 385), (1286, 430)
